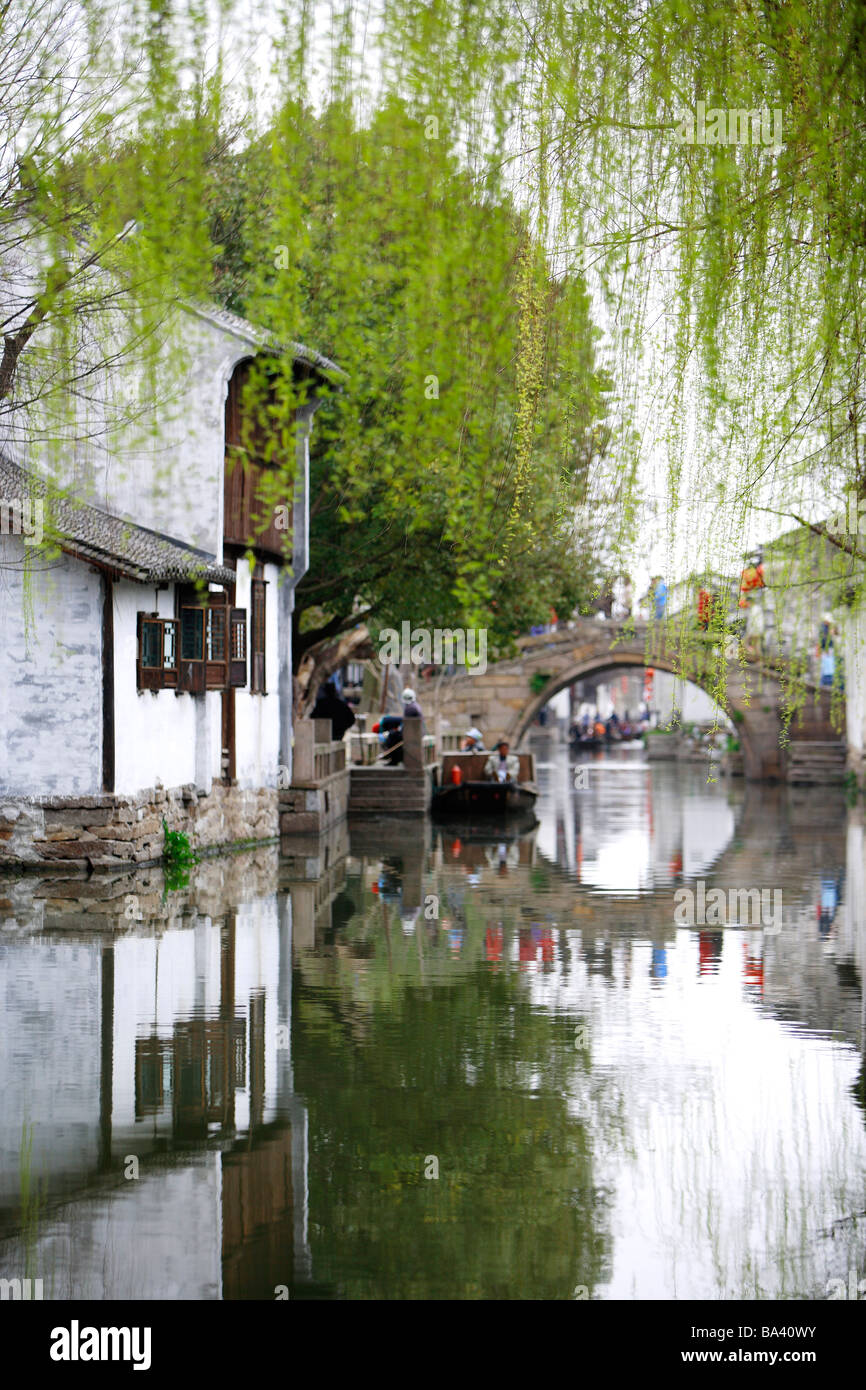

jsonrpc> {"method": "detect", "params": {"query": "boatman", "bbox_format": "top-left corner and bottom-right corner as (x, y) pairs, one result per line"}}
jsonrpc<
(460, 727), (486, 752)
(484, 740), (520, 784)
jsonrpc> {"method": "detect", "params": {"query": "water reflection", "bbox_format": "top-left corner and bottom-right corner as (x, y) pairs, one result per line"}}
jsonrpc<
(0, 751), (864, 1299)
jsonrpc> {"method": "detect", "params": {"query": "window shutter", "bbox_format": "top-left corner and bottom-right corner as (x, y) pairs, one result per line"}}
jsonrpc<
(251, 579), (266, 694)
(206, 599), (229, 690)
(162, 619), (178, 690)
(229, 608), (247, 687)
(138, 613), (165, 691)
(180, 655), (206, 695)
(178, 602), (206, 694)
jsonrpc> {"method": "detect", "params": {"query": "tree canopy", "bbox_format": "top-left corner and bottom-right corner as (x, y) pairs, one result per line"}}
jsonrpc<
(204, 99), (620, 674)
(5, 0), (866, 707)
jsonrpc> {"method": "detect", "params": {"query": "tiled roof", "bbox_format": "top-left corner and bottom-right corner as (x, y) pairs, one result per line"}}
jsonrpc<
(185, 302), (346, 383)
(0, 456), (236, 586)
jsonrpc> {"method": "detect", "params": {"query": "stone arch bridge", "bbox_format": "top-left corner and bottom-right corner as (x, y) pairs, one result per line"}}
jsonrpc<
(420, 619), (844, 781)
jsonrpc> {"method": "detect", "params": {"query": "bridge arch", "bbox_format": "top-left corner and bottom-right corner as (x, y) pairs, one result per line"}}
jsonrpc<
(425, 620), (840, 780)
(511, 653), (733, 746)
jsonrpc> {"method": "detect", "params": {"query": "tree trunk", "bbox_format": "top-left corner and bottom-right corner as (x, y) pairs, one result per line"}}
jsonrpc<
(295, 624), (375, 716)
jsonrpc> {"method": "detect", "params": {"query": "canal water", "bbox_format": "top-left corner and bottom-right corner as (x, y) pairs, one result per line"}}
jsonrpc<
(1, 740), (865, 1300)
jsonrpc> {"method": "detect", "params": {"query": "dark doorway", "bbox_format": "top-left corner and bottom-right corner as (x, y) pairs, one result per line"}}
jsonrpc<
(222, 687), (236, 783)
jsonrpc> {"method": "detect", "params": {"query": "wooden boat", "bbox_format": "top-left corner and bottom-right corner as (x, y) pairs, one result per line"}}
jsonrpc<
(432, 751), (538, 818)
(569, 728), (644, 750)
(569, 731), (604, 750)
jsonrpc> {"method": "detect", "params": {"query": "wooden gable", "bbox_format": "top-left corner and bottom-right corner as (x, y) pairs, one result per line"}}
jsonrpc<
(223, 359), (293, 560)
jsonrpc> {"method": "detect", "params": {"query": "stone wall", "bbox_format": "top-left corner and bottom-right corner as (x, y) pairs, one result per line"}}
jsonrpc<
(279, 765), (351, 835)
(0, 782), (278, 871)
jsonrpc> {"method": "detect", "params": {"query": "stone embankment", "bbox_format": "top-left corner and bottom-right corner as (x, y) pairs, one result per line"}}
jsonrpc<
(0, 785), (277, 871)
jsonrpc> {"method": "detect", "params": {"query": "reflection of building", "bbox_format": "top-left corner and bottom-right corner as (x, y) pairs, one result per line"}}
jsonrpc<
(0, 863), (314, 1298)
(651, 670), (730, 728)
(544, 760), (739, 892)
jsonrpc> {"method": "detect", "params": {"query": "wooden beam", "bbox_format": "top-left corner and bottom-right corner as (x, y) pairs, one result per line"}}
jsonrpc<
(102, 573), (115, 794)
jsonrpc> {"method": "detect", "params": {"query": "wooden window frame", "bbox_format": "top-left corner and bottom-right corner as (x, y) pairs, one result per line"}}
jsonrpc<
(174, 586), (247, 694)
(204, 592), (229, 691)
(250, 575), (267, 694)
(136, 613), (178, 691)
(229, 605), (247, 687)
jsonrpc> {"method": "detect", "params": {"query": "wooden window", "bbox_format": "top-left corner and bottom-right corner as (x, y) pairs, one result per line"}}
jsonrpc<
(251, 578), (266, 693)
(178, 596), (206, 693)
(229, 607), (247, 687)
(175, 587), (246, 693)
(137, 613), (178, 691)
(205, 596), (229, 690)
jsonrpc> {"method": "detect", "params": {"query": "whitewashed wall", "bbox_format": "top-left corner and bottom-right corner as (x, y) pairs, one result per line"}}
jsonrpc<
(233, 556), (282, 791)
(86, 314), (240, 557)
(2, 296), (257, 562)
(1, 283), (304, 803)
(0, 541), (102, 795)
(112, 581), (201, 794)
(843, 599), (866, 771)
(653, 670), (727, 726)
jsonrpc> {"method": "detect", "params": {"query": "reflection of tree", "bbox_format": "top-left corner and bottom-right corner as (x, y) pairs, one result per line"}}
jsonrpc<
(293, 960), (611, 1299)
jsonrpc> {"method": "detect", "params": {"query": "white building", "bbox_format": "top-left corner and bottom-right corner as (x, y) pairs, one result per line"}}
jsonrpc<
(0, 299), (341, 865)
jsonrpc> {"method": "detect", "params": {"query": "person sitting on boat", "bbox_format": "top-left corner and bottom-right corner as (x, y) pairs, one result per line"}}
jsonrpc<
(484, 740), (520, 784)
(460, 727), (486, 752)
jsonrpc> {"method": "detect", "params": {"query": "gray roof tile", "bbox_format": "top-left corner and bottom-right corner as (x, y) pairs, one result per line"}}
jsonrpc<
(0, 456), (236, 585)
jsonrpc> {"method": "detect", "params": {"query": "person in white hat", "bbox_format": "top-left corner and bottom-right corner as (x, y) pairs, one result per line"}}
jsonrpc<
(460, 727), (486, 752)
(401, 687), (423, 719)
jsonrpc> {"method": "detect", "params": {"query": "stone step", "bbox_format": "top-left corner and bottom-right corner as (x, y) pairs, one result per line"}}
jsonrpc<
(787, 751), (846, 760)
(348, 799), (428, 811)
(346, 800), (428, 811)
(349, 773), (428, 784)
(349, 783), (428, 795)
(787, 741), (848, 783)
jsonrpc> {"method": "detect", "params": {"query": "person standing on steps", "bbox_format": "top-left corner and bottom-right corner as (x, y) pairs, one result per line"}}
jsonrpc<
(401, 686), (423, 720)
(311, 680), (357, 740)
